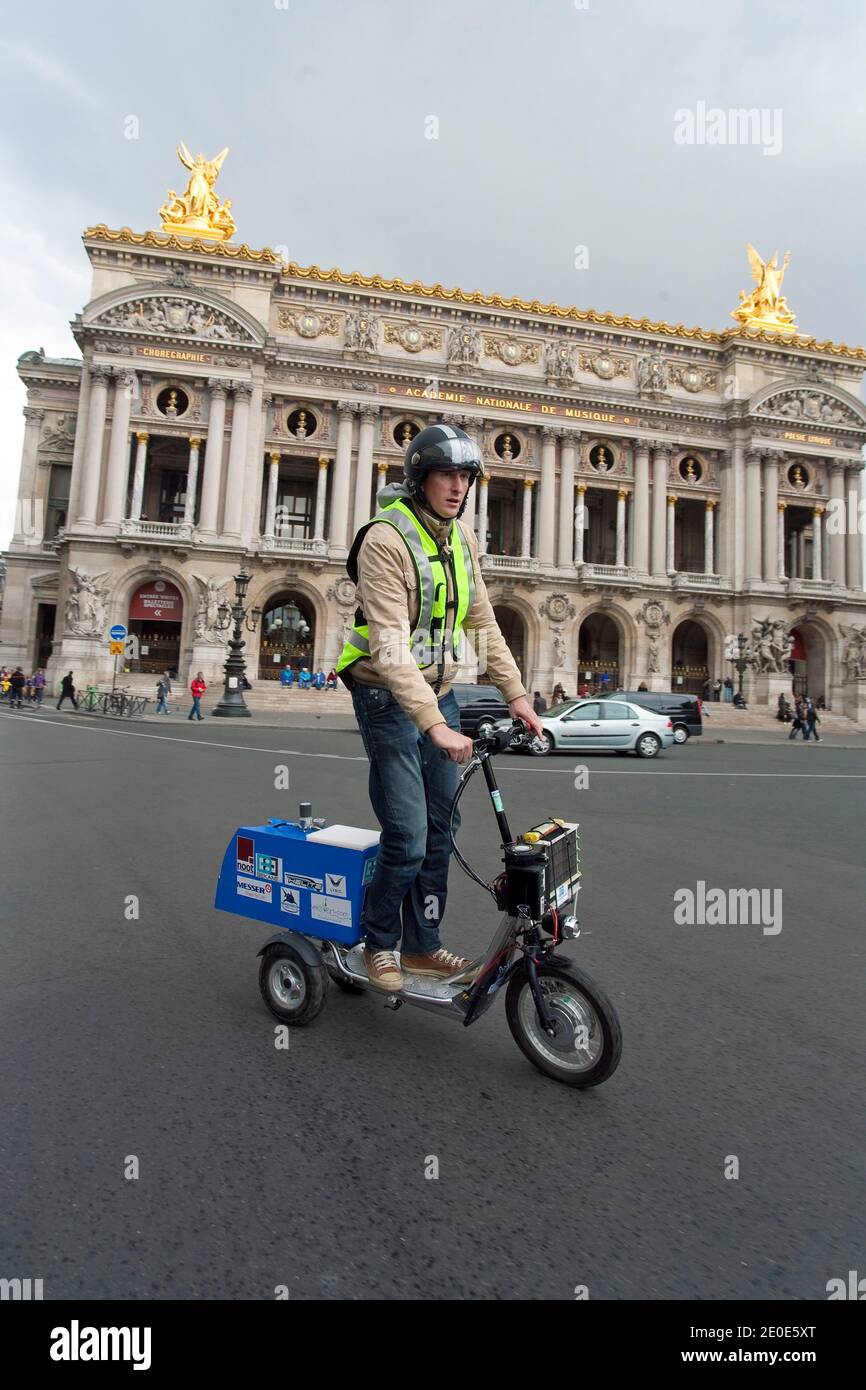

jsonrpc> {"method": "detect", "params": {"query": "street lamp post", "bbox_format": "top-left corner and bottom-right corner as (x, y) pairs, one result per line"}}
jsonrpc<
(731, 631), (749, 697)
(212, 567), (262, 718)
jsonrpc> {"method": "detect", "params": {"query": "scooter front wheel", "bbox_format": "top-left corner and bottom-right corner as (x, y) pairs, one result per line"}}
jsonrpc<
(505, 960), (622, 1087)
(259, 941), (328, 1024)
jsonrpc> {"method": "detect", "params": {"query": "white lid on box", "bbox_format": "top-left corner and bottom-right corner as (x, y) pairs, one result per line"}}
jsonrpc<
(305, 824), (381, 850)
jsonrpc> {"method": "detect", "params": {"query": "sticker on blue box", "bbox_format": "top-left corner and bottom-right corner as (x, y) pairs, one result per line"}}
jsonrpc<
(237, 875), (273, 903)
(362, 856), (379, 885)
(324, 872), (347, 897)
(255, 853), (282, 881)
(280, 886), (301, 915)
(311, 894), (352, 927)
(284, 870), (323, 892)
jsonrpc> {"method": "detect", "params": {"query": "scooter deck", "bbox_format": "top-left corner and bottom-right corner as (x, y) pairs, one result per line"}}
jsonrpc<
(339, 944), (478, 1003)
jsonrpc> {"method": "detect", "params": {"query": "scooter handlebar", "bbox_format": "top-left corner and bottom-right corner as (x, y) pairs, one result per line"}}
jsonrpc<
(473, 716), (534, 757)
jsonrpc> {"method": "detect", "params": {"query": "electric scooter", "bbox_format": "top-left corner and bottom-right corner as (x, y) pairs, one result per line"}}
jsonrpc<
(215, 720), (622, 1088)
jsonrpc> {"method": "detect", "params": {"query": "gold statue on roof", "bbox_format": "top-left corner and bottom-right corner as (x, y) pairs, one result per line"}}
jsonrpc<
(158, 143), (236, 241)
(731, 244), (797, 333)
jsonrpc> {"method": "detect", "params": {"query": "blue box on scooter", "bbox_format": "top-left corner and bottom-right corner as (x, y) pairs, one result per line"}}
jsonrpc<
(214, 820), (380, 945)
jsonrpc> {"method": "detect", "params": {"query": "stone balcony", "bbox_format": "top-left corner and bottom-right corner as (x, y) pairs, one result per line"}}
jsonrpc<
(578, 562), (638, 584)
(479, 553), (541, 575)
(258, 535), (329, 556)
(119, 519), (194, 542)
(784, 576), (836, 597)
(672, 570), (729, 590)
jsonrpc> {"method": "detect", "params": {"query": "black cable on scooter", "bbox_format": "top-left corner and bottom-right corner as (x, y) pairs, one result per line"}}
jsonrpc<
(448, 757), (498, 899)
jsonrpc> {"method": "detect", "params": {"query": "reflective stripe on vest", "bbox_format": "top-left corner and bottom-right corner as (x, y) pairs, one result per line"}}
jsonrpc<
(336, 500), (475, 673)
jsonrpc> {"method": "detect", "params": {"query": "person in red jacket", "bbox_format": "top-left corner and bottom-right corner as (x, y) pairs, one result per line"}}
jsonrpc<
(188, 671), (206, 721)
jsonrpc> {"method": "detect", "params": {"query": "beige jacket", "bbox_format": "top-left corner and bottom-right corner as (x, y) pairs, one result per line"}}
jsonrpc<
(349, 495), (526, 733)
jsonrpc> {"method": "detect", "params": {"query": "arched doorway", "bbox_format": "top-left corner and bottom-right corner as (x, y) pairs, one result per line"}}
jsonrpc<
(672, 619), (709, 695)
(788, 624), (826, 702)
(578, 613), (621, 694)
(259, 591), (316, 680)
(128, 579), (183, 675)
(492, 605), (526, 684)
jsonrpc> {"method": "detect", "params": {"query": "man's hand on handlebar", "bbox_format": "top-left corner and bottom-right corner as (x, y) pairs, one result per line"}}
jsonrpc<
(507, 695), (545, 739)
(428, 722), (476, 764)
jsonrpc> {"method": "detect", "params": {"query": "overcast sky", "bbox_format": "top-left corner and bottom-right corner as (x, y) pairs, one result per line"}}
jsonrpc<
(2, 0), (865, 545)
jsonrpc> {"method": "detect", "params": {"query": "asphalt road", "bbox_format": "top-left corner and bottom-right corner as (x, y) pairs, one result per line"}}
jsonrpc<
(2, 708), (864, 1301)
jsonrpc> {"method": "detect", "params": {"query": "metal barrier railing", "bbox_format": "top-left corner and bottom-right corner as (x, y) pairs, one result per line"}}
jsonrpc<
(77, 687), (149, 718)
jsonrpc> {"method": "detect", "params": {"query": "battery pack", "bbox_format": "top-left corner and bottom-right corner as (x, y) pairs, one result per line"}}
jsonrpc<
(504, 820), (580, 918)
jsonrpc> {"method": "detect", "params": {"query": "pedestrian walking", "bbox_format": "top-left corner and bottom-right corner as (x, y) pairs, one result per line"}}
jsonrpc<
(788, 697), (807, 740)
(713, 678), (722, 701)
(533, 690), (548, 715)
(723, 677), (734, 703)
(31, 668), (46, 707)
(57, 671), (78, 710)
(188, 671), (206, 720)
(155, 672), (171, 714)
(8, 666), (26, 709)
(802, 697), (821, 742)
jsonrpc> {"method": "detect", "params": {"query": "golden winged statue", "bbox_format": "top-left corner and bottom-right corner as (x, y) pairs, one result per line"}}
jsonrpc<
(158, 142), (236, 241)
(731, 244), (797, 332)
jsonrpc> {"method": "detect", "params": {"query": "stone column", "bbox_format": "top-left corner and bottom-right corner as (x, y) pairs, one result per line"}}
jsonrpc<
(615, 488), (628, 566)
(130, 432), (149, 521)
(745, 447), (763, 581)
(632, 440), (650, 573)
(462, 419), (481, 531)
(574, 484), (586, 563)
(352, 404), (378, 534)
(538, 428), (557, 564)
(13, 406), (45, 542)
(198, 381), (228, 536)
(651, 442), (669, 576)
(330, 405), (356, 551)
(846, 471), (861, 590)
(558, 431), (577, 567)
(264, 451), (280, 538)
(102, 371), (136, 527)
(314, 456), (329, 538)
(375, 460), (388, 511)
(827, 463), (846, 585)
(704, 499), (715, 574)
(666, 494), (677, 573)
(76, 366), (111, 526)
(223, 383), (251, 538)
(477, 474), (489, 554)
(521, 478), (534, 557)
(67, 363), (91, 527)
(182, 436), (201, 527)
(812, 505), (823, 581)
(762, 453), (779, 582)
(777, 501), (787, 579)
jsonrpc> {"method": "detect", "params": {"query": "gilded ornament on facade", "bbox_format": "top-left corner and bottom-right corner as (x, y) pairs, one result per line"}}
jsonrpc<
(383, 322), (443, 353)
(669, 363), (716, 393)
(277, 309), (340, 339)
(578, 351), (629, 381)
(731, 245), (797, 333)
(158, 143), (236, 242)
(484, 336), (540, 367)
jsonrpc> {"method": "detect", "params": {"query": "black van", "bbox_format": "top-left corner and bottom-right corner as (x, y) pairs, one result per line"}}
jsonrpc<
(451, 682), (510, 736)
(601, 690), (703, 743)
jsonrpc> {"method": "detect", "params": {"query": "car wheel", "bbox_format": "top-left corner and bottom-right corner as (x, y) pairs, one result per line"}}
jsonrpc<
(672, 723), (689, 744)
(636, 732), (661, 759)
(529, 731), (554, 757)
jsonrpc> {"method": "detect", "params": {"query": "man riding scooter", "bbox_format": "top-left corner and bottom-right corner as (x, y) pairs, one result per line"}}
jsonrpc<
(336, 424), (544, 991)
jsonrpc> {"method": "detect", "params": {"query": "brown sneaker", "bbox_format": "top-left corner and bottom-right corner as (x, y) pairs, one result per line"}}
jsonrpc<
(363, 947), (404, 992)
(400, 948), (477, 981)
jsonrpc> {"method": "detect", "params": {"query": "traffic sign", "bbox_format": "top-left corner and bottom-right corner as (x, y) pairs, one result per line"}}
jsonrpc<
(109, 641), (125, 655)
(109, 623), (128, 642)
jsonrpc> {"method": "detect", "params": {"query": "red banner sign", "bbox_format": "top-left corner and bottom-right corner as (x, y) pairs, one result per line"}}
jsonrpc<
(128, 581), (183, 622)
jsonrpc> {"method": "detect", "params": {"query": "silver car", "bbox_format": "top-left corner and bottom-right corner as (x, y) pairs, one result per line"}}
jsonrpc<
(529, 698), (675, 758)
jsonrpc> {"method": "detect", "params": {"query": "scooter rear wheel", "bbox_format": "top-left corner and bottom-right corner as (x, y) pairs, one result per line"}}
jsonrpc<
(259, 941), (328, 1024)
(505, 959), (622, 1087)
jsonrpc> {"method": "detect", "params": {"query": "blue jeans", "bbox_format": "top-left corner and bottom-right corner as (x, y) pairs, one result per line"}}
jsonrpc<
(156, 694), (169, 714)
(188, 696), (203, 720)
(352, 684), (462, 954)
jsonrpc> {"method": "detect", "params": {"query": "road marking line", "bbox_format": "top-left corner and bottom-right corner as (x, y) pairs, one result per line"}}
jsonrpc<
(2, 715), (864, 777)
